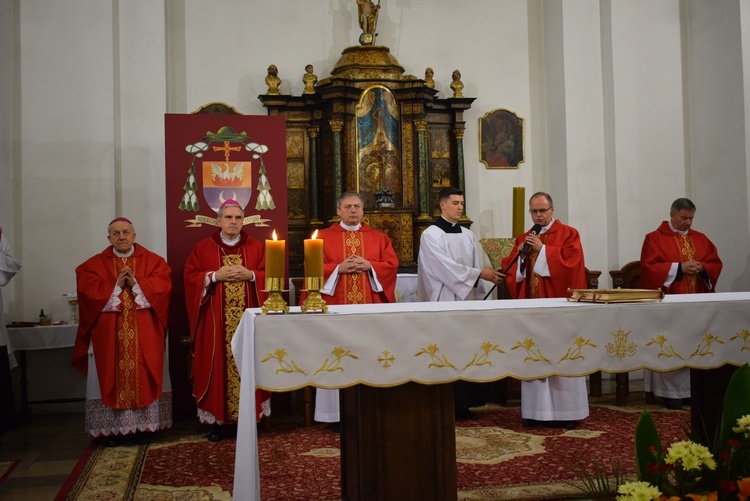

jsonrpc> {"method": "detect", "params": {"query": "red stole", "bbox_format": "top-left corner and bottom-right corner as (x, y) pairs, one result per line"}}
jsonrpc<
(113, 255), (139, 408)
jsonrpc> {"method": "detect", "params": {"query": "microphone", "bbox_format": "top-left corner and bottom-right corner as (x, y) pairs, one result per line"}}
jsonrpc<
(519, 224), (543, 255)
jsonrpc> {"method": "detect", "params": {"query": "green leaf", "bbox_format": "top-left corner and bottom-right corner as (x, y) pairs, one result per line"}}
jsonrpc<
(718, 363), (750, 450)
(634, 410), (662, 485)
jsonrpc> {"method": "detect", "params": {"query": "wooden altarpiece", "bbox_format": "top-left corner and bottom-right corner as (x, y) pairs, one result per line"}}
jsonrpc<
(259, 45), (475, 276)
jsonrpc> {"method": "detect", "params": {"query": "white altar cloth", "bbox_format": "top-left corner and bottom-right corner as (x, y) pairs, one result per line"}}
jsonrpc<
(231, 292), (750, 499)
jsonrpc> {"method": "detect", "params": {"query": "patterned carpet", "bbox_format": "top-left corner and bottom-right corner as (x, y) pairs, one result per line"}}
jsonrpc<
(0, 460), (19, 488)
(56, 396), (689, 500)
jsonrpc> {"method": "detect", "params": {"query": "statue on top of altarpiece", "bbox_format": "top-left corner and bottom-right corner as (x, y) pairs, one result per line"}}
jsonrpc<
(356, 0), (380, 45)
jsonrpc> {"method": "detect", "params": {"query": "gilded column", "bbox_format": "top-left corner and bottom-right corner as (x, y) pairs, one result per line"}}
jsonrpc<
(307, 126), (321, 223)
(454, 125), (466, 194)
(330, 119), (345, 204)
(414, 120), (430, 219)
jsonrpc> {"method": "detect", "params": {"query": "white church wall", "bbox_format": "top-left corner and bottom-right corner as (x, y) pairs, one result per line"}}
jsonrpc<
(0, 0), (17, 320)
(553, 1), (610, 277)
(17, 1), (117, 322)
(608, 1), (688, 276)
(683, 0), (750, 293)
(118, 3), (168, 257)
(3, 0), (750, 322)
(742, 1), (750, 290)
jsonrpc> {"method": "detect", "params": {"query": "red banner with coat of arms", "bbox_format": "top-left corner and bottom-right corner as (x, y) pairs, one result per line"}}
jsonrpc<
(164, 113), (286, 416)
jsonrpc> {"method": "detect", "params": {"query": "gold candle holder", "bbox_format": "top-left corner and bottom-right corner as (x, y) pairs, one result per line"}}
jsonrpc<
(301, 276), (328, 313)
(261, 277), (289, 315)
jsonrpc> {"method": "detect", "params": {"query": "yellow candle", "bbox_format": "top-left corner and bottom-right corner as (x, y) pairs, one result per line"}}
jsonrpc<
(304, 229), (324, 278)
(265, 230), (285, 279)
(512, 187), (525, 237)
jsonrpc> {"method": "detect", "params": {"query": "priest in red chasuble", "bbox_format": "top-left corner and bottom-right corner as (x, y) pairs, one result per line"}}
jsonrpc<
(184, 200), (271, 441)
(640, 197), (722, 409)
(308, 191), (398, 425)
(502, 192), (589, 430)
(73, 217), (172, 446)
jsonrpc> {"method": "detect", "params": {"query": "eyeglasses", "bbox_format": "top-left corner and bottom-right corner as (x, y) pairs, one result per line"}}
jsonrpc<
(529, 207), (552, 215)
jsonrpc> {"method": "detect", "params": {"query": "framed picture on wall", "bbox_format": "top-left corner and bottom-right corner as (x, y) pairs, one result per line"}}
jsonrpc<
(479, 109), (524, 169)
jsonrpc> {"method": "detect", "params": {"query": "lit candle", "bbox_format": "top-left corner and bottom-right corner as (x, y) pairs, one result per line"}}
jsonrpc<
(304, 229), (324, 278)
(512, 187), (525, 237)
(265, 230), (285, 279)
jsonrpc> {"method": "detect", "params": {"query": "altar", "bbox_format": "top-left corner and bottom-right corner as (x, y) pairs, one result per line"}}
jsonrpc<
(232, 292), (750, 499)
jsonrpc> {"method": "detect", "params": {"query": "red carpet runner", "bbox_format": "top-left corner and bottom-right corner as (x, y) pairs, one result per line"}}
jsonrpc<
(57, 399), (689, 500)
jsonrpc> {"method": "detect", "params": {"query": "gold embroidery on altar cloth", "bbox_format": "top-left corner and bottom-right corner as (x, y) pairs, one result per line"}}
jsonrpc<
(115, 257), (138, 409)
(558, 336), (597, 363)
(676, 234), (698, 293)
(343, 232), (366, 304)
(464, 342), (505, 369)
(415, 344), (456, 369)
(730, 329), (750, 352)
(510, 338), (551, 364)
(689, 332), (725, 358)
(313, 346), (359, 375)
(222, 253), (244, 421)
(646, 334), (684, 360)
(606, 328), (637, 360)
(261, 348), (307, 375)
(378, 350), (395, 368)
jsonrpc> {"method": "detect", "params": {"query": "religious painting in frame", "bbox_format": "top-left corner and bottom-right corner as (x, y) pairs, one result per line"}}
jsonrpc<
(479, 108), (524, 169)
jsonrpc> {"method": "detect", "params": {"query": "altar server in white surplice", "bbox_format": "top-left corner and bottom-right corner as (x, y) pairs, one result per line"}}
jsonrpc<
(417, 187), (505, 420)
(1, 228), (22, 435)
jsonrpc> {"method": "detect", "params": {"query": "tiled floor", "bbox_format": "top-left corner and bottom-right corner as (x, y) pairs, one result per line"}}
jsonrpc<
(0, 411), (91, 500)
(0, 377), (643, 500)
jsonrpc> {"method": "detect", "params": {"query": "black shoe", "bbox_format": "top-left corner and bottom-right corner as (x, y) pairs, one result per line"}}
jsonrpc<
(456, 410), (479, 421)
(558, 420), (579, 430)
(207, 423), (223, 442)
(663, 398), (682, 410)
(207, 431), (223, 442)
(131, 432), (150, 445)
(522, 419), (541, 428)
(682, 398), (691, 406)
(326, 422), (340, 433)
(103, 435), (122, 447)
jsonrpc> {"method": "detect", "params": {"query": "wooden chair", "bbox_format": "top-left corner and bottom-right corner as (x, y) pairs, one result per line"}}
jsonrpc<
(610, 260), (642, 289)
(608, 260), (646, 405)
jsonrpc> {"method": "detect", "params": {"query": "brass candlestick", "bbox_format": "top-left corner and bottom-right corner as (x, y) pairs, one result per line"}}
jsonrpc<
(301, 276), (328, 313)
(261, 277), (289, 315)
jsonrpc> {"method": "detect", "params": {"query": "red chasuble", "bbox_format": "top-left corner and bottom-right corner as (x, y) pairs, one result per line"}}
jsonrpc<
(313, 223), (398, 305)
(502, 220), (587, 299)
(72, 244), (171, 410)
(640, 221), (722, 294)
(184, 230), (269, 423)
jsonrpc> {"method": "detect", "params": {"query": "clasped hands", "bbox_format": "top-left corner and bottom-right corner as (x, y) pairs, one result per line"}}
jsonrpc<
(480, 267), (505, 285)
(338, 255), (372, 274)
(681, 260), (704, 275)
(116, 266), (136, 289)
(215, 265), (255, 282)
